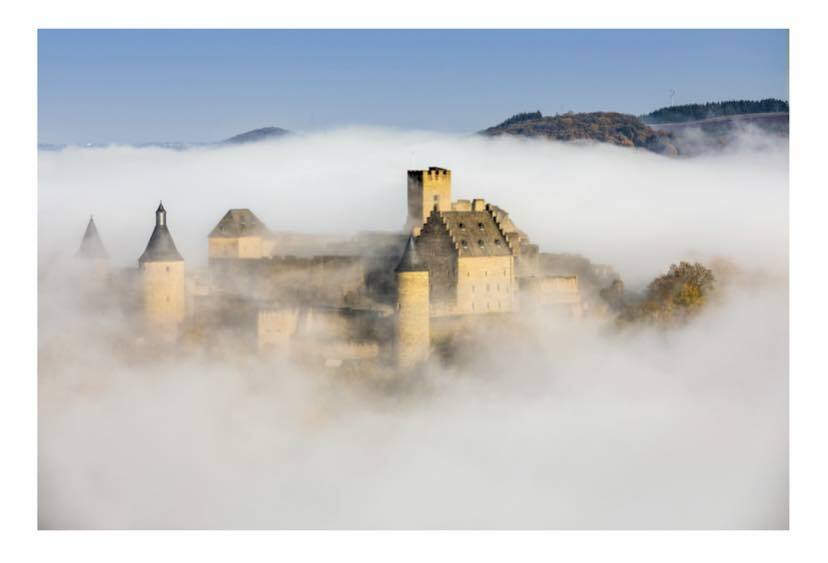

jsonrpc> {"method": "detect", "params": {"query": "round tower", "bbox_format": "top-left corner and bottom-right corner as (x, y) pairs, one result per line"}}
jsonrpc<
(138, 202), (186, 339)
(395, 235), (430, 370)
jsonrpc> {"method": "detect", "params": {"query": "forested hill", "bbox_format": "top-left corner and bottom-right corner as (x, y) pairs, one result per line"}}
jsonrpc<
(641, 99), (788, 124)
(480, 111), (679, 155)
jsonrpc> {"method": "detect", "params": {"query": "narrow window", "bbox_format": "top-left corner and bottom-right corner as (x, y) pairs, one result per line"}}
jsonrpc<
(478, 239), (485, 248)
(478, 222), (484, 230)
(458, 222), (465, 230)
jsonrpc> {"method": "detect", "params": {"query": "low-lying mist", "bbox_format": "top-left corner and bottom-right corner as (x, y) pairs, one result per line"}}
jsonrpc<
(38, 128), (788, 529)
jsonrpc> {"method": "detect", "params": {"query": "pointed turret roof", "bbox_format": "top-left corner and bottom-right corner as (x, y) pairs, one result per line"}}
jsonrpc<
(395, 235), (428, 273)
(139, 201), (184, 263)
(77, 216), (108, 259)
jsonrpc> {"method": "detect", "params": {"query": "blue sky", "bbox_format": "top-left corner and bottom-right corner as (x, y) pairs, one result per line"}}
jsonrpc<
(38, 29), (788, 144)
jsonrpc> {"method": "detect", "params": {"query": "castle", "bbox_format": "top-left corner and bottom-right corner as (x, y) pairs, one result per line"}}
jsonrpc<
(75, 167), (608, 374)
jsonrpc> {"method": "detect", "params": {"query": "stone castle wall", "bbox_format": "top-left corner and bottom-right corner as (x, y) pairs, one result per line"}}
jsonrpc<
(257, 307), (300, 352)
(519, 275), (583, 317)
(210, 255), (365, 306)
(454, 255), (516, 315)
(208, 235), (266, 259)
(414, 212), (459, 307)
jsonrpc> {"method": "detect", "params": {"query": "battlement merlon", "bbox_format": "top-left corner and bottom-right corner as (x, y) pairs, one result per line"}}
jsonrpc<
(407, 166), (451, 179)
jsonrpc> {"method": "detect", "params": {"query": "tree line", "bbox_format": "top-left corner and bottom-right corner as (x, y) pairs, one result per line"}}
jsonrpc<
(641, 99), (788, 124)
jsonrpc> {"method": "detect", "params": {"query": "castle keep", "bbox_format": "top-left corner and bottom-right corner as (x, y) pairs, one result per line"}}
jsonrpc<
(407, 167), (452, 233)
(76, 166), (601, 373)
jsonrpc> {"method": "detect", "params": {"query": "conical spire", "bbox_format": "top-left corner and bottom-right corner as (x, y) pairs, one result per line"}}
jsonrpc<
(139, 202), (183, 263)
(395, 235), (428, 273)
(155, 201), (167, 226)
(77, 216), (108, 259)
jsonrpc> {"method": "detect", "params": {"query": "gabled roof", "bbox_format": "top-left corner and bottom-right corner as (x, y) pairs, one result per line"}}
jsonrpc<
(209, 209), (271, 238)
(395, 235), (428, 273)
(435, 210), (513, 258)
(77, 216), (108, 259)
(139, 203), (183, 263)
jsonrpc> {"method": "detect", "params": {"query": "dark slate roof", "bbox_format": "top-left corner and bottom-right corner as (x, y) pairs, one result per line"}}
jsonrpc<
(438, 210), (512, 257)
(77, 216), (108, 259)
(395, 235), (428, 273)
(208, 209), (271, 238)
(139, 204), (183, 263)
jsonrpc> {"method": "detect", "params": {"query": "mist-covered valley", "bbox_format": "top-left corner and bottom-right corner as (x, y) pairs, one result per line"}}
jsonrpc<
(37, 129), (788, 529)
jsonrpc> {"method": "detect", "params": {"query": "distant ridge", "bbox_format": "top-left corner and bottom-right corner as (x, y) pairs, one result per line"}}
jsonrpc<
(641, 99), (788, 124)
(39, 126), (294, 151)
(221, 126), (292, 145)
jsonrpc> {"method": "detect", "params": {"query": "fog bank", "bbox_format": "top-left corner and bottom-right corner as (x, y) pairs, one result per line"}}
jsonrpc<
(38, 129), (788, 528)
(39, 128), (788, 287)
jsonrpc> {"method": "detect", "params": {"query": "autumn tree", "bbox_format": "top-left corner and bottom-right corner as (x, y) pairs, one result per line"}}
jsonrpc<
(619, 261), (715, 326)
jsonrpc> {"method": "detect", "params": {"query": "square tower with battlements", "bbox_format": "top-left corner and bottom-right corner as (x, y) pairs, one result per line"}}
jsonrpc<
(407, 167), (452, 234)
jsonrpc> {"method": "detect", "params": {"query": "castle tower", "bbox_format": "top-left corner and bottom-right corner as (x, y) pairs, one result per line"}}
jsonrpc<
(76, 216), (110, 279)
(407, 166), (451, 234)
(208, 208), (272, 261)
(395, 235), (430, 370)
(138, 202), (186, 338)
